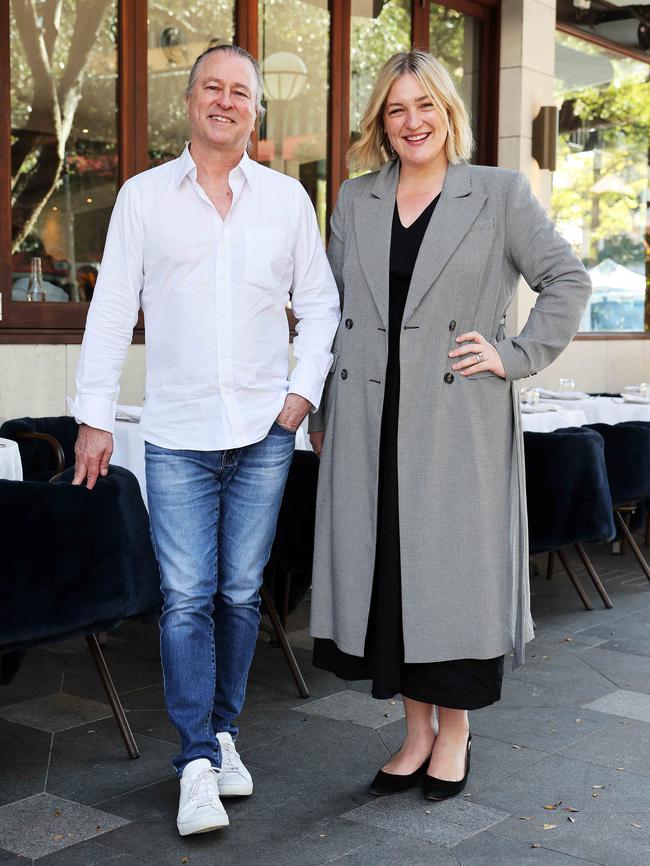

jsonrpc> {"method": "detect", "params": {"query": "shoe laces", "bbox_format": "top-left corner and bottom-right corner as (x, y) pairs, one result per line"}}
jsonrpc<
(187, 767), (221, 806)
(219, 738), (241, 772)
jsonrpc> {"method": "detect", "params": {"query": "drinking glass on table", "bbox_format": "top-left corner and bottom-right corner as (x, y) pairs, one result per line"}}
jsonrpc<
(558, 378), (576, 393)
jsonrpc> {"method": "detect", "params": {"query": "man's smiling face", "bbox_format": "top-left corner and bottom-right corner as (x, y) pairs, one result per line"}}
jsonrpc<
(186, 51), (258, 154)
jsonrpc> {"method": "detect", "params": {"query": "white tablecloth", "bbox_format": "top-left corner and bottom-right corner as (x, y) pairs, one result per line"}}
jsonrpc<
(112, 421), (148, 507)
(0, 437), (23, 480)
(520, 409), (588, 433)
(539, 396), (650, 425)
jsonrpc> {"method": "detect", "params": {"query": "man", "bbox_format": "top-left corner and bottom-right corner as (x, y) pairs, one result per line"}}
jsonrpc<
(72, 45), (339, 836)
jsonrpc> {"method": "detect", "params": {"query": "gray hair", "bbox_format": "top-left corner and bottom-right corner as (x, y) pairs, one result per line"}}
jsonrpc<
(184, 44), (265, 119)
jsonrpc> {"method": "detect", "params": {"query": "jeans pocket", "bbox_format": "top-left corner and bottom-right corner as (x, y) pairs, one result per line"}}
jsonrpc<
(272, 420), (297, 436)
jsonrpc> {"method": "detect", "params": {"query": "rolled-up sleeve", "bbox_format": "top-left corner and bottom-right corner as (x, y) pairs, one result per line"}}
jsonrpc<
(72, 179), (144, 433)
(496, 172), (592, 382)
(288, 186), (341, 411)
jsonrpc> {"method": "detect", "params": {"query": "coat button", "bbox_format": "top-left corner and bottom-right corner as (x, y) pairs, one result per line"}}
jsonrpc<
(449, 319), (456, 331)
(444, 372), (454, 384)
(345, 318), (353, 329)
(341, 369), (348, 380)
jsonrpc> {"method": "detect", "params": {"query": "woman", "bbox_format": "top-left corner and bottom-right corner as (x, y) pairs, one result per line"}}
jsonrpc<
(308, 49), (590, 801)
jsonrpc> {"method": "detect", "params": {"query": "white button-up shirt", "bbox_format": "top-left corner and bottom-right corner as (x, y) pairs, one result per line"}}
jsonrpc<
(73, 146), (340, 450)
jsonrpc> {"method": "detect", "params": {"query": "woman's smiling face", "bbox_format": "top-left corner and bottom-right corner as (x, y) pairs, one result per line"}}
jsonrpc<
(382, 72), (449, 171)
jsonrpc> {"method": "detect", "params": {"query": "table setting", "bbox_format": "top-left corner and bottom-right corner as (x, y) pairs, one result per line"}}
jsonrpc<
(0, 437), (23, 481)
(520, 380), (650, 429)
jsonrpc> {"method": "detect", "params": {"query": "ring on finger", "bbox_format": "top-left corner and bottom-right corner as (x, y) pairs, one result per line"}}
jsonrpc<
(476, 352), (483, 364)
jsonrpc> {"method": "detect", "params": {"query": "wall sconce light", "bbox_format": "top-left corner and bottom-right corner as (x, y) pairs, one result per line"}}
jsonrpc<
(532, 105), (558, 171)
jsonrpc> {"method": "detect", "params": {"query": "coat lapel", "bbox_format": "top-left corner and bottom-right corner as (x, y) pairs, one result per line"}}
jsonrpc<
(403, 161), (487, 324)
(353, 160), (399, 331)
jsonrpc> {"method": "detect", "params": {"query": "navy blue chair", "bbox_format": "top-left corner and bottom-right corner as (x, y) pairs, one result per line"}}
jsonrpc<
(0, 415), (78, 481)
(524, 427), (616, 609)
(587, 422), (650, 583)
(0, 465), (162, 759)
(616, 421), (650, 549)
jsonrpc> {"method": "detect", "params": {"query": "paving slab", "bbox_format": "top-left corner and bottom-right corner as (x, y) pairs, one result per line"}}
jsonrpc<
(579, 647), (650, 695)
(470, 704), (612, 752)
(570, 608), (650, 657)
(342, 788), (509, 847)
(556, 717), (650, 776)
(522, 810), (650, 866)
(60, 649), (163, 704)
(0, 692), (112, 734)
(294, 690), (405, 729)
(0, 848), (30, 865)
(0, 719), (50, 807)
(469, 752), (649, 844)
(583, 689), (650, 723)
(36, 838), (135, 865)
(46, 717), (176, 806)
(0, 793), (128, 860)
(0, 650), (65, 705)
(453, 829), (597, 865)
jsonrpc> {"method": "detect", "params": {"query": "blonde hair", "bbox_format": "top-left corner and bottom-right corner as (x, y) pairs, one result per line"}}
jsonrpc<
(349, 49), (473, 172)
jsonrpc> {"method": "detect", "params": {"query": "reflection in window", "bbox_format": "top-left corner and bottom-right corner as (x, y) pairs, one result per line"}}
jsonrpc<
(258, 0), (330, 237)
(350, 0), (411, 140)
(429, 5), (481, 159)
(10, 0), (118, 302)
(553, 32), (650, 333)
(148, 3), (235, 166)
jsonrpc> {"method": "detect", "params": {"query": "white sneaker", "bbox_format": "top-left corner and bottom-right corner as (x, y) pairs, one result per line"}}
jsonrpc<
(177, 758), (229, 836)
(216, 732), (253, 796)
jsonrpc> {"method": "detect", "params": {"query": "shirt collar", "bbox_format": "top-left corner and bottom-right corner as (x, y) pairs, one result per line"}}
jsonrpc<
(173, 143), (256, 190)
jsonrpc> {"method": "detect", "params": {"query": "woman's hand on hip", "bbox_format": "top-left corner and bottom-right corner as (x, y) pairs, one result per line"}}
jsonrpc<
(448, 331), (506, 379)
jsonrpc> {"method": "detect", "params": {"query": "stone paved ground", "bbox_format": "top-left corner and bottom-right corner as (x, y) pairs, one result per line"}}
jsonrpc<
(1, 540), (650, 865)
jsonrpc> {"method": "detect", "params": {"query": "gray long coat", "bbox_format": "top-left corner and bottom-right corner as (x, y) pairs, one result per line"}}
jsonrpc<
(309, 160), (591, 668)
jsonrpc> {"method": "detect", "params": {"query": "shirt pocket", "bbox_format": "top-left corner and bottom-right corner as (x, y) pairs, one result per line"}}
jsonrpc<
(243, 225), (292, 290)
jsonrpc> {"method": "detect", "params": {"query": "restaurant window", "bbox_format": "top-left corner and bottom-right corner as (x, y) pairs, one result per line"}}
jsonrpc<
(147, 2), (236, 167)
(258, 0), (330, 237)
(350, 0), (412, 143)
(10, 0), (119, 303)
(429, 4), (482, 160)
(553, 25), (650, 334)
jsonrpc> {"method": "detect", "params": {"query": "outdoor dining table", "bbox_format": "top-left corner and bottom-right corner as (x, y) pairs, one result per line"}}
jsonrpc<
(0, 437), (23, 481)
(538, 394), (650, 425)
(520, 407), (588, 433)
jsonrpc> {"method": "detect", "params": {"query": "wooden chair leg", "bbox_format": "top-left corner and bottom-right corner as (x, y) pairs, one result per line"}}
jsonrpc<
(546, 550), (555, 580)
(86, 634), (140, 759)
(556, 549), (593, 610)
(260, 584), (309, 698)
(614, 511), (650, 583)
(574, 543), (613, 609)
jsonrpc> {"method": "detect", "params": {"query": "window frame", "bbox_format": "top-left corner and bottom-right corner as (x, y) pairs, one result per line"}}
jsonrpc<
(0, 0), (500, 342)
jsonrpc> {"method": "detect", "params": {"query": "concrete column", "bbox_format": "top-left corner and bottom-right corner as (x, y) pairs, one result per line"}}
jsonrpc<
(498, 0), (557, 333)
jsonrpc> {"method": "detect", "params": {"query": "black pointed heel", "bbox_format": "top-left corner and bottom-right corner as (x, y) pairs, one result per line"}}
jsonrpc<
(369, 754), (431, 797)
(423, 732), (471, 801)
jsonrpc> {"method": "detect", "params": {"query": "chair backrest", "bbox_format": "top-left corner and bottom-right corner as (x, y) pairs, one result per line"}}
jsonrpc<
(524, 426), (615, 553)
(0, 465), (161, 655)
(586, 422), (650, 506)
(0, 416), (78, 480)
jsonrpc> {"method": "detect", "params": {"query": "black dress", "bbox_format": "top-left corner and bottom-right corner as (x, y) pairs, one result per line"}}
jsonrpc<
(313, 196), (504, 710)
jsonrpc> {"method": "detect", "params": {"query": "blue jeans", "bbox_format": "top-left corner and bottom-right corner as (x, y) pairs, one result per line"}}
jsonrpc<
(145, 422), (295, 775)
